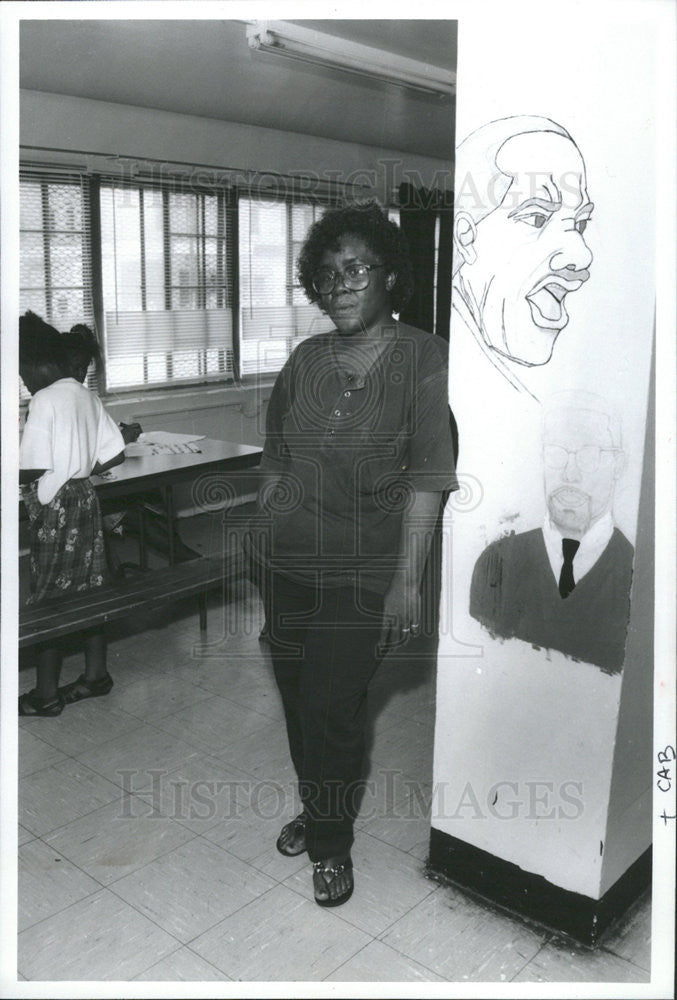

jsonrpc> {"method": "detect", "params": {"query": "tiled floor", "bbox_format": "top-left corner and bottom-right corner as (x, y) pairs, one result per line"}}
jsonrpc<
(17, 515), (652, 983)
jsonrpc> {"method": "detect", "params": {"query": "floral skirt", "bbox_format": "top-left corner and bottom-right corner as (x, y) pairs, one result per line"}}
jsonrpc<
(21, 479), (107, 606)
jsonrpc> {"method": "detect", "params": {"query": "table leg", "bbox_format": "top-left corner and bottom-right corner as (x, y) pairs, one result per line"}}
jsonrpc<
(138, 502), (148, 570)
(164, 484), (176, 566)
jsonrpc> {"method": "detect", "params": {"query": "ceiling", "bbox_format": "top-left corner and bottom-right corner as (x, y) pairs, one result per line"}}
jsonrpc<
(20, 19), (457, 160)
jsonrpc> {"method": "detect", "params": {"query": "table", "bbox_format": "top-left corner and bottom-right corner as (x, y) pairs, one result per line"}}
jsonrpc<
(90, 438), (261, 566)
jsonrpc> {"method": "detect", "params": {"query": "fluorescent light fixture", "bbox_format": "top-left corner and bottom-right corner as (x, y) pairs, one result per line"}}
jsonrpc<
(246, 20), (455, 98)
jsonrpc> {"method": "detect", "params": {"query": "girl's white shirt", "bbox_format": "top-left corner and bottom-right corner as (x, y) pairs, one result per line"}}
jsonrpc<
(20, 378), (124, 504)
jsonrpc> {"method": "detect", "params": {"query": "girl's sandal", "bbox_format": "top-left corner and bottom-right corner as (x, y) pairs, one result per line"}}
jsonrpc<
(59, 673), (113, 704)
(313, 857), (354, 907)
(276, 812), (308, 856)
(19, 689), (64, 717)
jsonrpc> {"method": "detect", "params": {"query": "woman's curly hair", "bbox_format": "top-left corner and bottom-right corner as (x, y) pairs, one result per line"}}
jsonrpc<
(297, 201), (414, 315)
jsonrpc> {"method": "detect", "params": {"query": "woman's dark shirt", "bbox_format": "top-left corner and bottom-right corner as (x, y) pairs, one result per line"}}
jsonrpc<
(249, 321), (458, 595)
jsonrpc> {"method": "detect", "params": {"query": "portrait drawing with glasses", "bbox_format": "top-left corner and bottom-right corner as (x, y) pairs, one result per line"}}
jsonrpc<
(469, 392), (633, 673)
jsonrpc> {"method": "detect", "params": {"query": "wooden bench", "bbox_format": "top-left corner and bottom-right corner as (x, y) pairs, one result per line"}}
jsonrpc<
(19, 553), (245, 649)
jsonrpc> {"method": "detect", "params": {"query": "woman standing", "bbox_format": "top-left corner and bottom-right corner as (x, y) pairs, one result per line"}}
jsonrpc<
(247, 203), (457, 905)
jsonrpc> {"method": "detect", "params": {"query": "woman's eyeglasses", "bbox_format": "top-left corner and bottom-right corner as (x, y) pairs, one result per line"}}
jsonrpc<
(311, 263), (386, 295)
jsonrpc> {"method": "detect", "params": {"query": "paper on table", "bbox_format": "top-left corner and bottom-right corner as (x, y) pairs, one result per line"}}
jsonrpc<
(125, 439), (204, 457)
(138, 431), (205, 445)
(124, 431), (206, 457)
(124, 442), (153, 457)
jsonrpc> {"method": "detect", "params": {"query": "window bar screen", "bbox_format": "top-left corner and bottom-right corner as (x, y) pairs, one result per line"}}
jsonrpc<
(238, 193), (333, 377)
(19, 169), (96, 395)
(100, 178), (234, 391)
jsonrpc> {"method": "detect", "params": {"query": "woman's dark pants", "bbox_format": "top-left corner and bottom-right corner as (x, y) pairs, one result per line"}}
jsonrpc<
(263, 571), (384, 863)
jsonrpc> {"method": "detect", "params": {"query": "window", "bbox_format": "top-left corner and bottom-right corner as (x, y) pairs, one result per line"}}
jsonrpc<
(19, 163), (418, 393)
(19, 170), (95, 395)
(100, 180), (235, 390)
(20, 172), (93, 329)
(238, 195), (333, 377)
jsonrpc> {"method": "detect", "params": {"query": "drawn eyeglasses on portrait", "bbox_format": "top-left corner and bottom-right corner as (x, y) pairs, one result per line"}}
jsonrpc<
(543, 445), (622, 474)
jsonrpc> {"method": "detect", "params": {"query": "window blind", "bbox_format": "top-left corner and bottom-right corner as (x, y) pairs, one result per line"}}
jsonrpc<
(238, 195), (334, 377)
(100, 178), (235, 390)
(19, 169), (97, 395)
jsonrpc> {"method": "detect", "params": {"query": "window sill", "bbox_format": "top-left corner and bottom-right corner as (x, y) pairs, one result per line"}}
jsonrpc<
(100, 382), (236, 406)
(20, 381), (275, 432)
(99, 378), (277, 405)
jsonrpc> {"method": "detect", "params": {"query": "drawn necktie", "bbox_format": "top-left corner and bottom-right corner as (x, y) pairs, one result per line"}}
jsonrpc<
(559, 537), (580, 598)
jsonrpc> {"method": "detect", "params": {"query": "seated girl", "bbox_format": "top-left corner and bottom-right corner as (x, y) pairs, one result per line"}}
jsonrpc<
(19, 312), (125, 715)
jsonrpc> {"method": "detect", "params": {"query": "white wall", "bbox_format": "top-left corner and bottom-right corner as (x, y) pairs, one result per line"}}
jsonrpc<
(102, 383), (267, 515)
(434, 12), (656, 899)
(101, 383), (266, 447)
(20, 90), (453, 202)
(600, 358), (654, 894)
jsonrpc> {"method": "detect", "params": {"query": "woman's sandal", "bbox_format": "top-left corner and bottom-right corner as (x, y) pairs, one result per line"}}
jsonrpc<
(313, 856), (354, 907)
(18, 689), (64, 717)
(58, 672), (114, 705)
(276, 812), (308, 856)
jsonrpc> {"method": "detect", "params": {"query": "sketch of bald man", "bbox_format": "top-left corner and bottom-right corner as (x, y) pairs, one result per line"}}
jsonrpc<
(453, 116), (593, 391)
(469, 392), (633, 673)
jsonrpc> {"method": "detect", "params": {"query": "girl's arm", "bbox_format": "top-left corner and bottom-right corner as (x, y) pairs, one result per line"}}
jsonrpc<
(19, 468), (46, 484)
(92, 450), (125, 475)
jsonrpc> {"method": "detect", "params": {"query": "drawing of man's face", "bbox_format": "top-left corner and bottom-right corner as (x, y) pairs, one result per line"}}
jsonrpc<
(456, 130), (593, 366)
(543, 408), (623, 537)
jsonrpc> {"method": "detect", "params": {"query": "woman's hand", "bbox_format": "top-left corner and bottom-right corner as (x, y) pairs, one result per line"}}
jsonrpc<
(379, 578), (421, 652)
(378, 491), (443, 654)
